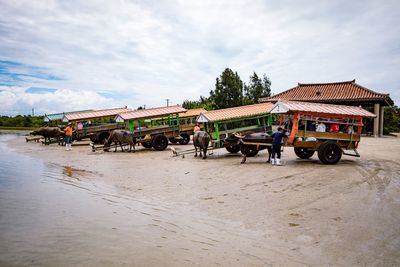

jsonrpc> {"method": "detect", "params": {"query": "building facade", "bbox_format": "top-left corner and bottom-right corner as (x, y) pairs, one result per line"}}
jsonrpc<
(259, 80), (394, 136)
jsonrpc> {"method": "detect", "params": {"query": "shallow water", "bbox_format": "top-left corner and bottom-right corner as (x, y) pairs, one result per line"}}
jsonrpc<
(0, 133), (275, 266)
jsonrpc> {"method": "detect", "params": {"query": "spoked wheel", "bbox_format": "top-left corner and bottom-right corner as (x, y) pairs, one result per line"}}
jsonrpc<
(152, 135), (169, 151)
(178, 133), (190, 145)
(294, 147), (315, 159)
(225, 145), (240, 153)
(318, 141), (342, 164)
(240, 145), (259, 157)
(141, 141), (153, 148)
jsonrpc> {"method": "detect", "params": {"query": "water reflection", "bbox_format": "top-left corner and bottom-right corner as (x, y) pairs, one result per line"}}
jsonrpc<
(0, 133), (279, 267)
(63, 166), (73, 177)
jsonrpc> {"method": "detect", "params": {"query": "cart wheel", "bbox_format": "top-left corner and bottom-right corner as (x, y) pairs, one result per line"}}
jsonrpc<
(226, 145), (240, 153)
(169, 137), (178, 144)
(240, 145), (259, 157)
(178, 133), (190, 145)
(294, 147), (315, 159)
(318, 141), (342, 164)
(153, 135), (169, 151)
(142, 141), (153, 148)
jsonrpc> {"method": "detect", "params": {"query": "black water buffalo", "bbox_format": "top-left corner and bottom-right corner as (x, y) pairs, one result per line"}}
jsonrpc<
(239, 132), (272, 164)
(103, 130), (136, 152)
(30, 127), (64, 144)
(193, 131), (210, 159)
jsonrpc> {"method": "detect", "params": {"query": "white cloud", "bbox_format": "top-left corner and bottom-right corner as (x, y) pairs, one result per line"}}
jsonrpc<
(0, 0), (399, 116)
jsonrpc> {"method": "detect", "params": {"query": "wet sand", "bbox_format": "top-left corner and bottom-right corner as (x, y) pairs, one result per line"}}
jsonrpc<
(7, 134), (400, 266)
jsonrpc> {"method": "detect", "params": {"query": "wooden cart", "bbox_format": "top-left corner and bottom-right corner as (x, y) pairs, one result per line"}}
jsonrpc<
(114, 105), (195, 151)
(265, 101), (376, 164)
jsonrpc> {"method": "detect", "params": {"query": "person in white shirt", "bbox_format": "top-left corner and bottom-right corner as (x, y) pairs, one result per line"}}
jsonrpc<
(315, 119), (326, 132)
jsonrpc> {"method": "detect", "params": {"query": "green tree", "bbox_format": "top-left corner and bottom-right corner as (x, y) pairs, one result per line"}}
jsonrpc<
(182, 96), (214, 110)
(209, 68), (244, 109)
(383, 105), (400, 135)
(244, 72), (271, 104)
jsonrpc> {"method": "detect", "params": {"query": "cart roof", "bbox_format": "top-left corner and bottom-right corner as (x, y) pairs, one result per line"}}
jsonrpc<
(197, 102), (273, 123)
(115, 105), (187, 121)
(268, 101), (376, 118)
(44, 109), (93, 121)
(179, 108), (206, 118)
(63, 107), (130, 122)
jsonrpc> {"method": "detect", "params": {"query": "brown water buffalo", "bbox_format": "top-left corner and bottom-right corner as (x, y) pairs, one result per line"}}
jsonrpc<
(193, 131), (210, 159)
(30, 127), (64, 144)
(103, 130), (136, 152)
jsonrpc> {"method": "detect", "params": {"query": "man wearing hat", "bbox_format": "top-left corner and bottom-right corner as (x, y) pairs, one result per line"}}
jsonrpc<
(64, 123), (73, 151)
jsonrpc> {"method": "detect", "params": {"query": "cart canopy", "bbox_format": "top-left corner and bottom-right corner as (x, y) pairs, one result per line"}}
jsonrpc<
(268, 101), (376, 118)
(197, 102), (273, 123)
(115, 105), (186, 122)
(63, 107), (130, 122)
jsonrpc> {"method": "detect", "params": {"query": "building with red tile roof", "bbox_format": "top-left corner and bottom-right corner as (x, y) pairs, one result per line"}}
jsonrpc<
(260, 80), (394, 136)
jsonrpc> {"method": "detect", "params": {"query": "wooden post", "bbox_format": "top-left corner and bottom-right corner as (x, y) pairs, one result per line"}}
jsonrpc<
(373, 103), (380, 137)
(128, 120), (133, 132)
(214, 123), (220, 142)
(357, 116), (362, 135)
(379, 106), (384, 136)
(288, 112), (300, 144)
(267, 114), (272, 127)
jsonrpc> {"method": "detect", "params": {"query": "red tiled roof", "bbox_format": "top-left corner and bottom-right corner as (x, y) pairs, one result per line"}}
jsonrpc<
(197, 102), (273, 123)
(116, 105), (187, 121)
(268, 101), (376, 118)
(260, 80), (393, 106)
(63, 107), (130, 121)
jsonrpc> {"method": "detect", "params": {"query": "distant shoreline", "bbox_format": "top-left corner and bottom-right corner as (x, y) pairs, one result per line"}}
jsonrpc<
(0, 127), (35, 131)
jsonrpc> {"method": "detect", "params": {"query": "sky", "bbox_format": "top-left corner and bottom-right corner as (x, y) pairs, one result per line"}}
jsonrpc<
(0, 0), (399, 116)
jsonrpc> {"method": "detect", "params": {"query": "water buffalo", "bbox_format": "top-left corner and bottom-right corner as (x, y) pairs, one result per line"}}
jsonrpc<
(193, 131), (210, 159)
(238, 132), (272, 164)
(103, 130), (136, 152)
(30, 127), (64, 144)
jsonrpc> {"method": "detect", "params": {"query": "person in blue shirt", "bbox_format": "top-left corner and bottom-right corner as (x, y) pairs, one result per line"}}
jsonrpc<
(271, 126), (284, 165)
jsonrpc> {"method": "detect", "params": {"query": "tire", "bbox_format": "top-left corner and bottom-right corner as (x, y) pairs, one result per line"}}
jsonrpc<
(152, 135), (169, 151)
(240, 145), (259, 157)
(318, 141), (342, 164)
(226, 145), (240, 153)
(169, 137), (178, 144)
(294, 147), (315, 159)
(178, 133), (190, 145)
(141, 141), (153, 148)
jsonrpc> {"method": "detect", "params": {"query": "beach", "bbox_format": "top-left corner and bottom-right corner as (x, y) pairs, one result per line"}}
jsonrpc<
(3, 133), (400, 266)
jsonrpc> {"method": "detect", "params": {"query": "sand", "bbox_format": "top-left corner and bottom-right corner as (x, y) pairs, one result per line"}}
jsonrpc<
(8, 134), (400, 266)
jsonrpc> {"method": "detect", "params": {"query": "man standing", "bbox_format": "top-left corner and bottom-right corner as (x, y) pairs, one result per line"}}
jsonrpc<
(64, 123), (73, 151)
(271, 127), (284, 166)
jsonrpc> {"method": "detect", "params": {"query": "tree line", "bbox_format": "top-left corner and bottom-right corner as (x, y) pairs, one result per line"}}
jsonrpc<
(0, 115), (44, 128)
(182, 68), (271, 110)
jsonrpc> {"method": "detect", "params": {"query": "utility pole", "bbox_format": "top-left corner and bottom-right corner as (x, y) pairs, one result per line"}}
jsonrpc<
(32, 108), (34, 116)
(165, 99), (170, 107)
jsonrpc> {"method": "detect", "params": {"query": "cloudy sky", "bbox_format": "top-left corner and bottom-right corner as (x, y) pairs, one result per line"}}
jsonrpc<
(1, 0), (399, 116)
